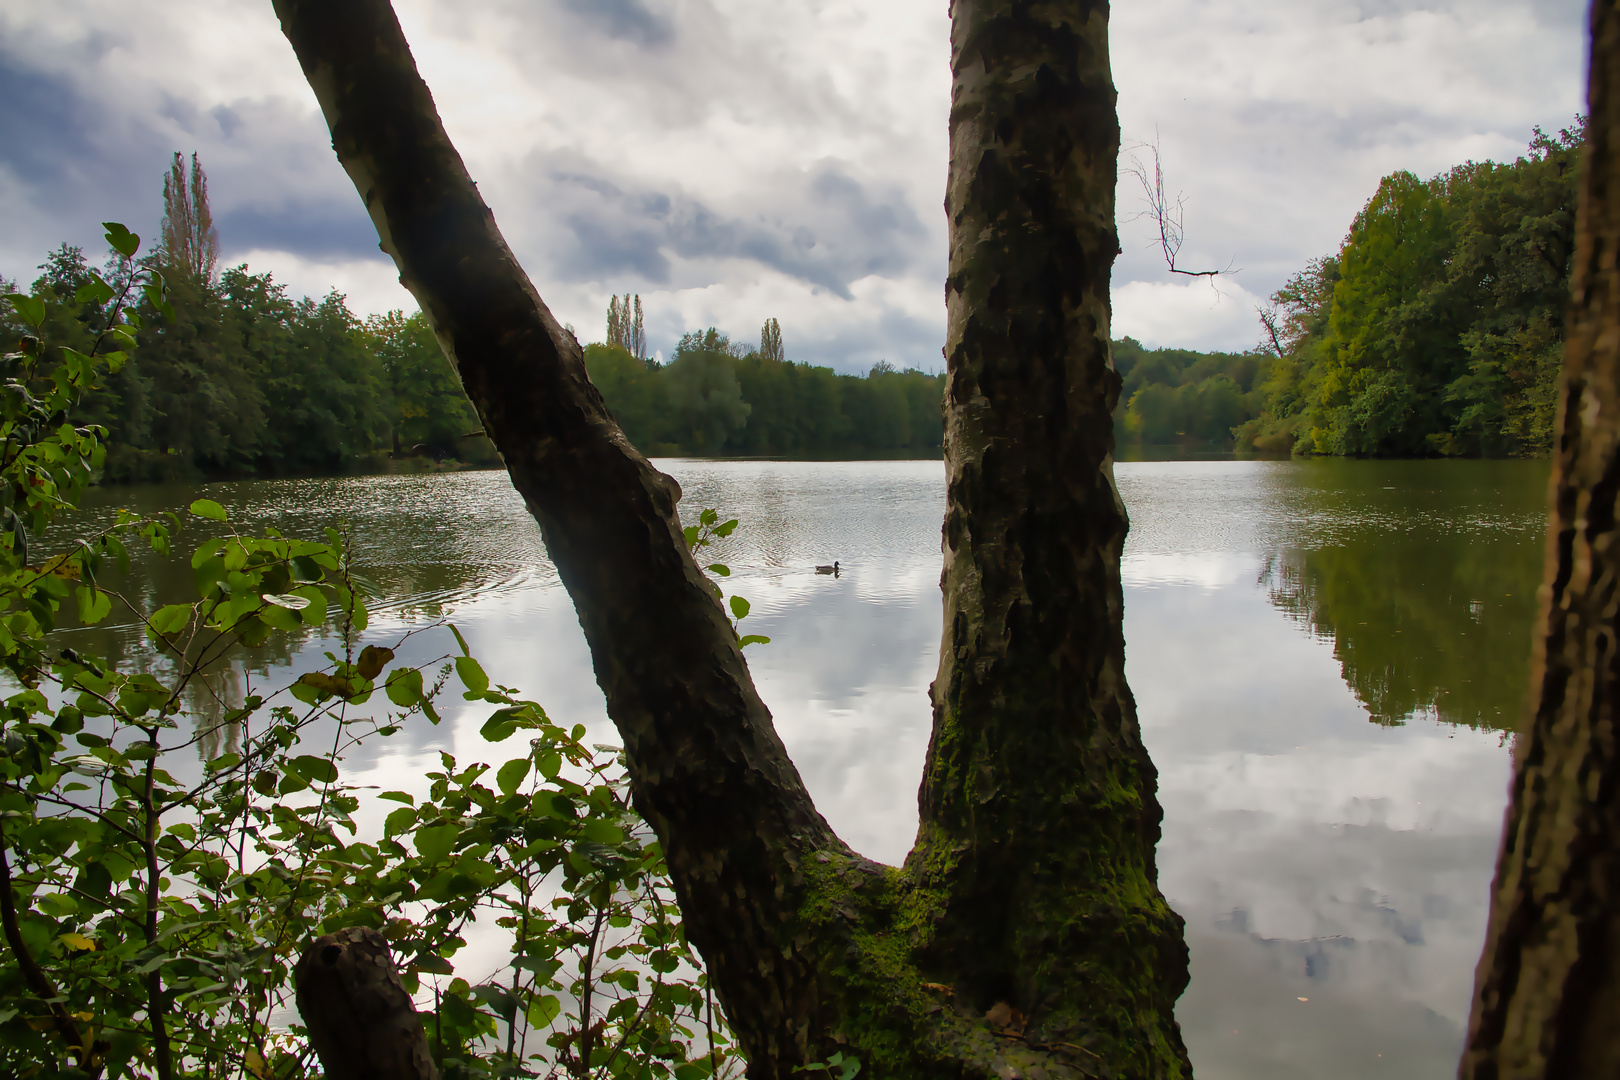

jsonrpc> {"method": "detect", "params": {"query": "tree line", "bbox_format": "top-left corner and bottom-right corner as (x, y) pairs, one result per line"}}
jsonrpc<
(0, 155), (497, 483)
(584, 316), (946, 457)
(1113, 120), (1584, 457)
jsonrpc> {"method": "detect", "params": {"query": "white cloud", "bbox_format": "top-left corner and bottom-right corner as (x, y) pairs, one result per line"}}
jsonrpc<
(1112, 277), (1269, 352)
(228, 248), (416, 318)
(0, 0), (1585, 366)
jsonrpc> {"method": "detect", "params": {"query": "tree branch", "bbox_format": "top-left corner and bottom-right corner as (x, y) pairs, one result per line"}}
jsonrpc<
(0, 821), (100, 1075)
(270, 1), (845, 1069)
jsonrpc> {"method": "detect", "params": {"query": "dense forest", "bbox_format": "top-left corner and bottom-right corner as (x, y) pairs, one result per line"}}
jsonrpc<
(1112, 120), (1584, 457)
(1242, 120), (1583, 456)
(1111, 337), (1262, 445)
(584, 324), (946, 457)
(9, 121), (1578, 473)
(0, 156), (496, 482)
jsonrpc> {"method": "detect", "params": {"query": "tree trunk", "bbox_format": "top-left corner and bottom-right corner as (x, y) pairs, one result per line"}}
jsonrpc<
(1459, 4), (1620, 1077)
(916, 0), (1191, 1071)
(271, 2), (1188, 1076)
(295, 927), (441, 1080)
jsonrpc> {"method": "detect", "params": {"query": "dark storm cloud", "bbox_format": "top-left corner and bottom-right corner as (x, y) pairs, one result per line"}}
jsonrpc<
(0, 53), (177, 264)
(216, 203), (381, 263)
(558, 0), (674, 47)
(0, 38), (383, 278)
(536, 157), (928, 299)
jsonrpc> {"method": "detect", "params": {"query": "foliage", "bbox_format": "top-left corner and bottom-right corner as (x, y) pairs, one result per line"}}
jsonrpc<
(359, 310), (498, 464)
(1241, 119), (1584, 457)
(582, 329), (945, 458)
(158, 153), (218, 286)
(604, 296), (645, 363)
(1110, 337), (1267, 447)
(0, 226), (744, 1080)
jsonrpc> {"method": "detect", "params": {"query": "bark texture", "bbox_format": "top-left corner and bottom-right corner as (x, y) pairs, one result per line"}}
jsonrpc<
(273, 2), (1188, 1076)
(295, 927), (440, 1080)
(271, 2), (843, 1072)
(914, 0), (1190, 1073)
(1459, 4), (1620, 1078)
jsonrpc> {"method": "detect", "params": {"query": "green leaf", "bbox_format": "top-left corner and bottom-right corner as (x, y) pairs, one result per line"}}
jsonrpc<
(480, 712), (518, 743)
(582, 820), (624, 845)
(414, 822), (459, 863)
(75, 585), (111, 625)
(739, 634), (771, 648)
(496, 758), (530, 797)
(526, 993), (562, 1029)
(700, 508), (718, 526)
(448, 622), (471, 656)
(289, 754), (338, 784)
(6, 293), (45, 328)
(384, 806), (418, 838)
(707, 563), (731, 577)
(188, 499), (227, 522)
(293, 585), (327, 626)
(147, 603), (193, 637)
(35, 893), (77, 917)
(729, 595), (751, 620)
(384, 667), (424, 707)
(411, 953), (455, 975)
(455, 655), (489, 697)
(377, 791), (415, 805)
(102, 221), (140, 258)
(713, 517), (739, 538)
(73, 273), (116, 307)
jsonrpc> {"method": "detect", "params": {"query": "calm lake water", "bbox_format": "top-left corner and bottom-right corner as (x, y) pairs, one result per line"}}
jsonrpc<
(62, 456), (1550, 1079)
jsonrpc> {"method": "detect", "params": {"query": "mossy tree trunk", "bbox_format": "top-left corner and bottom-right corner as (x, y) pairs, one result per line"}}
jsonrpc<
(271, 1), (1189, 1076)
(916, 0), (1190, 1070)
(1460, 4), (1620, 1078)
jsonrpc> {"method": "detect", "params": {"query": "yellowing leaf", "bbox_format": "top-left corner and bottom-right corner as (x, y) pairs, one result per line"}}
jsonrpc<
(58, 933), (96, 951)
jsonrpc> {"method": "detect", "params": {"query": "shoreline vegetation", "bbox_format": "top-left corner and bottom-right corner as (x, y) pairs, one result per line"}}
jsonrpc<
(1115, 119), (1583, 459)
(0, 120), (1583, 485)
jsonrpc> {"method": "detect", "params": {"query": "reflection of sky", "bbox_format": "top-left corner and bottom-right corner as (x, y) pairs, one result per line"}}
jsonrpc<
(71, 459), (1532, 1076)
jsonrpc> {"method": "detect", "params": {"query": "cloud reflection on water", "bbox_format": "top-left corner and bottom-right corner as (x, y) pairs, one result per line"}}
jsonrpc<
(65, 457), (1541, 1078)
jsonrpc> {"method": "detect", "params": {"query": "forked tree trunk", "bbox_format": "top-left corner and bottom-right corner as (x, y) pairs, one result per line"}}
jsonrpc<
(271, 1), (1189, 1076)
(1459, 4), (1620, 1077)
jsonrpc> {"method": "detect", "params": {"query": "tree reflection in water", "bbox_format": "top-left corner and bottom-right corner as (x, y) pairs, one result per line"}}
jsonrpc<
(1258, 463), (1546, 732)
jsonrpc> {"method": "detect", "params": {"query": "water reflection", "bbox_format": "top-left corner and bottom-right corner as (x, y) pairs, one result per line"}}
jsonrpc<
(1254, 461), (1546, 730)
(44, 458), (1547, 1079)
(1119, 458), (1544, 1080)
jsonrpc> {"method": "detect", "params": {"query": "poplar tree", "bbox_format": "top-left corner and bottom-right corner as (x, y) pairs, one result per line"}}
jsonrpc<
(159, 151), (219, 284)
(605, 292), (646, 361)
(760, 316), (784, 363)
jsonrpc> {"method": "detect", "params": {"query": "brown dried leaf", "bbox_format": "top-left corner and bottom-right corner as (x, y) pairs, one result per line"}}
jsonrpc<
(357, 645), (395, 680)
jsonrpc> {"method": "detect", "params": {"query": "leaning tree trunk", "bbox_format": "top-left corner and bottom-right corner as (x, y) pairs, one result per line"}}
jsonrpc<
(271, 1), (1189, 1076)
(1459, 3), (1620, 1077)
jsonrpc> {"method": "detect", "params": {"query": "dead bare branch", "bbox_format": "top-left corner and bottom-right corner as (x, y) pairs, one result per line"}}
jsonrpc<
(1122, 136), (1237, 279)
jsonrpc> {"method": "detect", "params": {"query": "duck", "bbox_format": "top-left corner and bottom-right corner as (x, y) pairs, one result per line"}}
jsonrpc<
(815, 561), (840, 576)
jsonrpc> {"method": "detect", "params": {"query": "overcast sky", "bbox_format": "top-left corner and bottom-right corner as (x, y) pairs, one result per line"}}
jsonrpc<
(0, 0), (1586, 372)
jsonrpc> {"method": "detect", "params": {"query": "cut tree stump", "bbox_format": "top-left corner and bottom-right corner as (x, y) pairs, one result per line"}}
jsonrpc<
(294, 926), (441, 1080)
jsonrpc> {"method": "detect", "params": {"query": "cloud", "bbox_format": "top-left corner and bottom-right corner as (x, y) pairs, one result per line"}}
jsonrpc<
(557, 0), (674, 47)
(1112, 278), (1269, 353)
(510, 153), (930, 300)
(0, 0), (1587, 369)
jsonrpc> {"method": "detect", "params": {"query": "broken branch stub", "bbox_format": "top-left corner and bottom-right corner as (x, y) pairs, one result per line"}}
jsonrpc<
(294, 926), (441, 1080)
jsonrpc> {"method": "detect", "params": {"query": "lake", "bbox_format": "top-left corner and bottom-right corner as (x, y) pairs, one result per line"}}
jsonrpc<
(61, 456), (1550, 1079)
